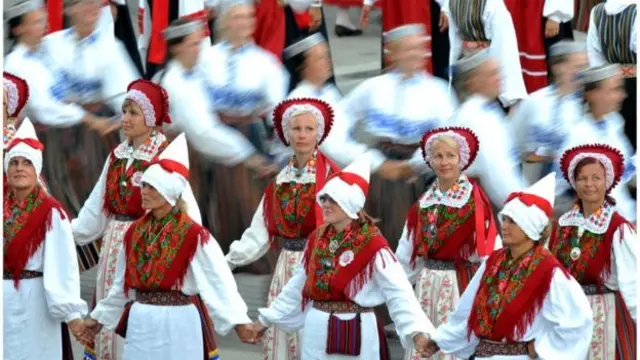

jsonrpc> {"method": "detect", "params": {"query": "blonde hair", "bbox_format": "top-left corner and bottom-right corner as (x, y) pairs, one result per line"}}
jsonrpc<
(432, 136), (459, 151)
(356, 210), (379, 226)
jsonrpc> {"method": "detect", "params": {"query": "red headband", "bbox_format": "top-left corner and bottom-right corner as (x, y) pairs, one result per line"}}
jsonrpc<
(505, 192), (553, 217)
(151, 159), (189, 180)
(7, 138), (44, 152)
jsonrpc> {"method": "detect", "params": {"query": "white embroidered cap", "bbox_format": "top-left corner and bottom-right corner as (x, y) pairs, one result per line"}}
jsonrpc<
(272, 98), (334, 146)
(455, 49), (491, 74)
(284, 33), (326, 59)
(4, 118), (44, 176)
(141, 133), (190, 206)
(317, 154), (371, 219)
(549, 40), (586, 57)
(499, 173), (556, 241)
(163, 21), (203, 40)
(578, 64), (621, 86)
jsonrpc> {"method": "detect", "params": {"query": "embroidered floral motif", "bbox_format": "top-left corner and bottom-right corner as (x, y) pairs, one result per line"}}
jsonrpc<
(558, 203), (614, 235)
(276, 152), (318, 184)
(471, 247), (544, 339)
(419, 176), (473, 209)
(414, 199), (475, 259)
(125, 209), (197, 290)
(270, 182), (315, 238)
(303, 223), (379, 301)
(551, 225), (605, 283)
(105, 136), (168, 216)
(3, 187), (44, 251)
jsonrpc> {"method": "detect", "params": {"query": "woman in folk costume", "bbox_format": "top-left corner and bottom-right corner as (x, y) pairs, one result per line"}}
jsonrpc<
(3, 72), (29, 150)
(360, 0), (450, 78)
(83, 134), (257, 360)
(425, 173), (594, 359)
(550, 144), (637, 359)
(445, 0), (527, 109)
(511, 40), (588, 183)
(4, 118), (88, 360)
(396, 126), (499, 360)
(73, 79), (201, 360)
(226, 98), (340, 360)
(502, 0), (574, 94)
(587, 0), (637, 150)
(559, 65), (636, 222)
(338, 23), (458, 245)
(256, 154), (437, 359)
(201, 0), (289, 270)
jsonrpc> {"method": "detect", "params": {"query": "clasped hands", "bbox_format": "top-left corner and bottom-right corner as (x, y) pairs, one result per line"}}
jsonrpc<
(413, 333), (440, 358)
(234, 322), (269, 345)
(67, 317), (104, 346)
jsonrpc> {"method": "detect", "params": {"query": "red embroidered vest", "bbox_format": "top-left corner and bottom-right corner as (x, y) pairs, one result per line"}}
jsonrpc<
(467, 246), (566, 342)
(3, 186), (67, 286)
(123, 209), (209, 293)
(406, 179), (496, 266)
(301, 222), (392, 308)
(550, 212), (631, 286)
(103, 141), (168, 217)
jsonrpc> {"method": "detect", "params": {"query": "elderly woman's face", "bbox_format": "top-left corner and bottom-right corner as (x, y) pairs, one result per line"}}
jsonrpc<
(6, 156), (37, 191)
(319, 194), (350, 225)
(122, 100), (152, 139)
(500, 215), (528, 247)
(288, 112), (318, 155)
(575, 162), (607, 205)
(430, 140), (461, 184)
(141, 182), (170, 211)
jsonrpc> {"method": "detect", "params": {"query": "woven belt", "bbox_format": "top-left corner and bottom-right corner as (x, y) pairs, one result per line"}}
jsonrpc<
(621, 64), (636, 78)
(423, 258), (456, 270)
(582, 284), (614, 296)
(275, 237), (307, 252)
(136, 291), (192, 306)
(313, 301), (373, 314)
(475, 339), (529, 357)
(112, 214), (138, 222)
(3, 270), (43, 280)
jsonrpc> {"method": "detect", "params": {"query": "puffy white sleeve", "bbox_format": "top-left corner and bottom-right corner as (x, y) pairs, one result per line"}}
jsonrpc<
(43, 209), (89, 323)
(225, 196), (271, 270)
(484, 0), (528, 106)
(191, 235), (253, 335)
(395, 222), (424, 285)
(611, 223), (637, 320)
(432, 262), (486, 358)
(258, 264), (308, 332)
(543, 0), (574, 23)
(534, 269), (593, 359)
(90, 246), (131, 330)
(182, 184), (202, 225)
(172, 83), (255, 166)
(370, 249), (435, 348)
(101, 40), (141, 113)
(72, 156), (110, 246)
(510, 95), (536, 155)
(587, 9), (606, 66)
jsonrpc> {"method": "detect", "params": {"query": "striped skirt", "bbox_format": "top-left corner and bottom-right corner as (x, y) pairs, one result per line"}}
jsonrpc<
(404, 262), (480, 360)
(587, 291), (636, 360)
(263, 249), (305, 360)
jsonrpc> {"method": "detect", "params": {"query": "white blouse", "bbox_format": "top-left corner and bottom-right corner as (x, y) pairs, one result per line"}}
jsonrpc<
(446, 0), (528, 106)
(432, 260), (594, 359)
(258, 249), (436, 348)
(587, 0), (637, 66)
(91, 233), (253, 336)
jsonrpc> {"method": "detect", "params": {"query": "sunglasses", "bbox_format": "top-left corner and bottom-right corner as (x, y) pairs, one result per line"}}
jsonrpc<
(318, 195), (336, 204)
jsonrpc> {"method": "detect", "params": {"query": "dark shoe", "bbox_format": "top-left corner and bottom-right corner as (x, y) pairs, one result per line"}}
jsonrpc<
(334, 25), (363, 37)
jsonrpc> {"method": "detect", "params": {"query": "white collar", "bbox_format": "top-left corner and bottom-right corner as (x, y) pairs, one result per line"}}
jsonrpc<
(113, 131), (167, 162)
(419, 175), (473, 209)
(558, 202), (615, 235)
(275, 151), (319, 185)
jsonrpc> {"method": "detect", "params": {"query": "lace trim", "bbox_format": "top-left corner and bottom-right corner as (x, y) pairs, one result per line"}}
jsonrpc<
(4, 79), (18, 116)
(558, 202), (614, 234)
(282, 104), (325, 144)
(125, 89), (157, 127)
(568, 152), (615, 190)
(113, 131), (167, 162)
(276, 152), (317, 184)
(419, 175), (473, 209)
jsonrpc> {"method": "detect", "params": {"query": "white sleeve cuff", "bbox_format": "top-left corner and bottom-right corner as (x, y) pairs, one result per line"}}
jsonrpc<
(65, 312), (83, 323)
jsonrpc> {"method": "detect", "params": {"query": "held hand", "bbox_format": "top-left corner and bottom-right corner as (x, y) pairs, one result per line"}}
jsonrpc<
(67, 318), (86, 343)
(84, 318), (104, 339)
(235, 323), (261, 344)
(439, 11), (449, 32)
(359, 5), (372, 29)
(309, 6), (323, 31)
(245, 154), (278, 179)
(544, 19), (560, 38)
(414, 334), (439, 358)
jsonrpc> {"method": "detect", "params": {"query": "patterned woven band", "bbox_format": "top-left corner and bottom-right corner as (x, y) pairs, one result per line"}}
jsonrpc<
(475, 339), (529, 357)
(423, 258), (457, 270)
(3, 270), (43, 280)
(136, 291), (192, 306)
(276, 237), (307, 252)
(313, 301), (374, 314)
(582, 284), (614, 296)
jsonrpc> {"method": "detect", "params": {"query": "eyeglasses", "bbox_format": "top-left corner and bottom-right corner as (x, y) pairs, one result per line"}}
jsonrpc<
(318, 195), (336, 204)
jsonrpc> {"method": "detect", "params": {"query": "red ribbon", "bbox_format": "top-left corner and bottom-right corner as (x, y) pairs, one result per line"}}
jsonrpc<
(148, 0), (169, 65)
(151, 159), (189, 180)
(505, 192), (553, 218)
(329, 172), (369, 195)
(7, 138), (44, 152)
(47, 0), (64, 33)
